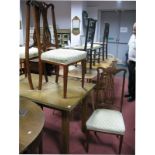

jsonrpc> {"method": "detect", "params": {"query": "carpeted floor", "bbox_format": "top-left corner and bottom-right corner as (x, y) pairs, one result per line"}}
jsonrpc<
(40, 75), (135, 154)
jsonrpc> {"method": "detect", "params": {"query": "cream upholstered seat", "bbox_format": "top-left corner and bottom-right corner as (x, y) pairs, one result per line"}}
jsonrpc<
(41, 48), (87, 98)
(19, 46), (39, 77)
(41, 48), (86, 65)
(86, 109), (125, 135)
(72, 43), (102, 50)
(92, 43), (102, 49)
(19, 47), (38, 59)
(85, 67), (127, 154)
(72, 43), (102, 66)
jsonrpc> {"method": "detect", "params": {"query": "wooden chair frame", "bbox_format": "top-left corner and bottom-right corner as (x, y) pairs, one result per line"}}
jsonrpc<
(25, 0), (58, 90)
(86, 67), (127, 154)
(84, 18), (97, 69)
(25, 1), (86, 98)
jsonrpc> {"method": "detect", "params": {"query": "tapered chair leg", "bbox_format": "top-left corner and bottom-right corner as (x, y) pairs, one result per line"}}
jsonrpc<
(63, 66), (68, 98)
(38, 60), (43, 90)
(93, 49), (96, 66)
(24, 60), (27, 77)
(43, 62), (48, 82)
(118, 135), (123, 154)
(55, 65), (59, 83)
(26, 59), (34, 89)
(82, 59), (86, 88)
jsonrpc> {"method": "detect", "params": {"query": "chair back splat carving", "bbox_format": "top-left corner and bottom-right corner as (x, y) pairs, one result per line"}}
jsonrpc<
(86, 67), (127, 154)
(25, 0), (58, 89)
(96, 67), (126, 112)
(31, 1), (58, 50)
(84, 18), (97, 69)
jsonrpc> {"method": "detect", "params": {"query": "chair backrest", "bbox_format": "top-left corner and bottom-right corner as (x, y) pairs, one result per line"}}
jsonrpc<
(102, 23), (110, 60)
(95, 67), (126, 112)
(103, 23), (110, 43)
(84, 18), (97, 51)
(26, 0), (58, 52)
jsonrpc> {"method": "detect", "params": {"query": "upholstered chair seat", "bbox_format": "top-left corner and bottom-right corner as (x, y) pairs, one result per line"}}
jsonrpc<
(40, 48), (86, 98)
(20, 47), (38, 59)
(72, 43), (102, 50)
(86, 109), (125, 135)
(41, 48), (86, 65)
(85, 68), (127, 154)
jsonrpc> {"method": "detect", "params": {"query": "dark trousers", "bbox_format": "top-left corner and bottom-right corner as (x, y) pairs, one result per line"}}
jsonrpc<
(128, 60), (136, 98)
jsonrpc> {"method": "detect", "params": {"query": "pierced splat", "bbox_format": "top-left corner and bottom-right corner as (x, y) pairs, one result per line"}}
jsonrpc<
(25, 0), (58, 89)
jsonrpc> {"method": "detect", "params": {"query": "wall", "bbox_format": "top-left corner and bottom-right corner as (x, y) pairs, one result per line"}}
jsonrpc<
(20, 0), (71, 44)
(71, 1), (87, 46)
(48, 1), (71, 29)
(87, 1), (136, 10)
(87, 7), (98, 42)
(20, 5), (24, 45)
(20, 1), (136, 45)
(86, 1), (136, 63)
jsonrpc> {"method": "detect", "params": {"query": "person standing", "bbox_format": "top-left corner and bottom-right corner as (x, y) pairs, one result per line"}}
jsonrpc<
(125, 23), (136, 102)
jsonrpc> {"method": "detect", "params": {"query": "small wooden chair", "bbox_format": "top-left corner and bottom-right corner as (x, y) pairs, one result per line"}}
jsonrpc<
(26, 1), (86, 98)
(85, 67), (127, 154)
(72, 18), (98, 69)
(24, 0), (58, 89)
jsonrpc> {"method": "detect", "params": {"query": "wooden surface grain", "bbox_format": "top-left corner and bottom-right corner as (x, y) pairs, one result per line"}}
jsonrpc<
(20, 74), (95, 111)
(19, 97), (45, 153)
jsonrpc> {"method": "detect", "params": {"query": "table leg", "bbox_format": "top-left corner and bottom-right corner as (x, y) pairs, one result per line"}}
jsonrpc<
(61, 111), (70, 153)
(81, 98), (88, 133)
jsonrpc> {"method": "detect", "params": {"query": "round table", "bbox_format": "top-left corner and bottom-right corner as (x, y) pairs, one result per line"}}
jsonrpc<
(19, 97), (45, 153)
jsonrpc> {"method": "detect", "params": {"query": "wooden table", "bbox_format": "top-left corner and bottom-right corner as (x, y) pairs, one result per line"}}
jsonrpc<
(19, 97), (45, 153)
(20, 74), (95, 153)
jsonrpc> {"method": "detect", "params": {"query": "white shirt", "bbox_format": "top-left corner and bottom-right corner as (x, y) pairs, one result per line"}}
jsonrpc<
(128, 34), (136, 62)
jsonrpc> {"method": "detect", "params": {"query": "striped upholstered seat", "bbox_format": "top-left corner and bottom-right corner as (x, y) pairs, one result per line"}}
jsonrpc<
(86, 109), (125, 135)
(85, 68), (127, 154)
(19, 47), (38, 59)
(72, 43), (102, 50)
(41, 48), (86, 65)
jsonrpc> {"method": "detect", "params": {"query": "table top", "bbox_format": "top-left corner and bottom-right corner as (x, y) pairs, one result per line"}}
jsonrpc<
(19, 97), (45, 153)
(20, 74), (95, 112)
